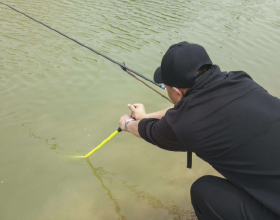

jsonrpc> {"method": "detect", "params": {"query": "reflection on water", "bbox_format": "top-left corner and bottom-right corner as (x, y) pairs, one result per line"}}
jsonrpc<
(86, 159), (127, 220)
(22, 123), (61, 151)
(87, 159), (197, 220)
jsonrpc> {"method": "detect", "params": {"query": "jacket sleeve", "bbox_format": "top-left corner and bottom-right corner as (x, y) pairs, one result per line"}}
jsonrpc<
(138, 116), (186, 152)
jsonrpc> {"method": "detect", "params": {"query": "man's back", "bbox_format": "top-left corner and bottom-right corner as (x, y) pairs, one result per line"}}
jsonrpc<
(129, 42), (280, 219)
(166, 65), (280, 215)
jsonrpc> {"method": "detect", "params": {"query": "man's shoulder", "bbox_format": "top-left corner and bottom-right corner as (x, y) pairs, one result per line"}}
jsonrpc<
(227, 70), (253, 80)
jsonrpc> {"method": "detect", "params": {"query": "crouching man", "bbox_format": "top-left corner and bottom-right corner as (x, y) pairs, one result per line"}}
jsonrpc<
(119, 42), (280, 219)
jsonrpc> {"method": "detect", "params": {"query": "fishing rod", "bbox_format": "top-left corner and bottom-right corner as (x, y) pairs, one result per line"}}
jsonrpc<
(73, 127), (122, 159)
(0, 2), (173, 103)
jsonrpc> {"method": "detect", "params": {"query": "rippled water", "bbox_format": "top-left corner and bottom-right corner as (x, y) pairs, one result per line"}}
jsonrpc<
(0, 0), (280, 219)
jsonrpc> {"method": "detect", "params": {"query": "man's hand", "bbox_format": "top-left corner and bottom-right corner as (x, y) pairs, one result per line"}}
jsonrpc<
(119, 114), (132, 131)
(128, 103), (174, 120)
(128, 104), (147, 120)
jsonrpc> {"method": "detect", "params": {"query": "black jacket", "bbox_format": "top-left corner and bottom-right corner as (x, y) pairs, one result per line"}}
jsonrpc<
(139, 65), (280, 215)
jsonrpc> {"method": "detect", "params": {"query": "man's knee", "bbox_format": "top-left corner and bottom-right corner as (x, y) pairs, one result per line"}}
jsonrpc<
(190, 175), (218, 203)
(190, 175), (227, 219)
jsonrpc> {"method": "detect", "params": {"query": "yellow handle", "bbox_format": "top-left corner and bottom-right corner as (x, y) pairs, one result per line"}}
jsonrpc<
(84, 129), (120, 158)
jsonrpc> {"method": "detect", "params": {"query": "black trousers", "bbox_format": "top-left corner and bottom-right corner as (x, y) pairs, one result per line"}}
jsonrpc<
(191, 175), (280, 220)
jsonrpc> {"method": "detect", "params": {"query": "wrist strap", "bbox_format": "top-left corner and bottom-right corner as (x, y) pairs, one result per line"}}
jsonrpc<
(125, 118), (135, 132)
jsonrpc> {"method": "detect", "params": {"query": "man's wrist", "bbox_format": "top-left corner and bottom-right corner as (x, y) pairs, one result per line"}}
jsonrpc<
(137, 114), (147, 120)
(126, 120), (141, 138)
(142, 113), (151, 119)
(125, 118), (135, 132)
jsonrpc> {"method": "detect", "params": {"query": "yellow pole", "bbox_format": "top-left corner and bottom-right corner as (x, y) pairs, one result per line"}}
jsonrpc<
(72, 127), (122, 159)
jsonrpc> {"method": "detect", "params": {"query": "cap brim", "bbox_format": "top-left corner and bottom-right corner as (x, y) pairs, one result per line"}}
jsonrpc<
(154, 66), (163, 84)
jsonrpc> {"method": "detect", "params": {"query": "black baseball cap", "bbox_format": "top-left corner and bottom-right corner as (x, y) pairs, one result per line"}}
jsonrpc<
(154, 41), (212, 88)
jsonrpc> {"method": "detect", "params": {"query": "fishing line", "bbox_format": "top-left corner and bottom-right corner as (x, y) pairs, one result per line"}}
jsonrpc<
(0, 2), (173, 103)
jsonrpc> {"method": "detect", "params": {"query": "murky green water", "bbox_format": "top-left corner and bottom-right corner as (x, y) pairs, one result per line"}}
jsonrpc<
(0, 0), (280, 219)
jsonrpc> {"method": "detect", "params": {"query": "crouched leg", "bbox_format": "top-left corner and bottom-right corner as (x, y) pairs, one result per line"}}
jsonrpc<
(190, 175), (279, 220)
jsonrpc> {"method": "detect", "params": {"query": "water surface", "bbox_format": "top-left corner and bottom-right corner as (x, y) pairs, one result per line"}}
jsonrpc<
(1, 0), (280, 219)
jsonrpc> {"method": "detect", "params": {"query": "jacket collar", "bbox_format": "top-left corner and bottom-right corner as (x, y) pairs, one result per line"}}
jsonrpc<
(175, 65), (227, 108)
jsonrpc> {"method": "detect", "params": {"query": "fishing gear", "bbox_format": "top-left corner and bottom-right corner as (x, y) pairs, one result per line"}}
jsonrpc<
(0, 2), (173, 103)
(72, 127), (122, 159)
